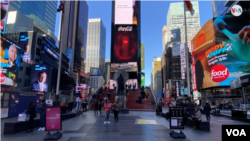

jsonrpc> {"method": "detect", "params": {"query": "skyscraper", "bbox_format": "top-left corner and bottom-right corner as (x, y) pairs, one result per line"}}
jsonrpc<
(59, 1), (88, 83)
(8, 1), (57, 33)
(211, 0), (228, 17)
(166, 1), (200, 52)
(105, 60), (110, 84)
(85, 18), (106, 79)
(162, 25), (167, 51)
(152, 57), (161, 95)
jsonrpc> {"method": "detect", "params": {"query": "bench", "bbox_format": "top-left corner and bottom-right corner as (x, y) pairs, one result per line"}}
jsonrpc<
(3, 112), (82, 134)
(186, 117), (210, 131)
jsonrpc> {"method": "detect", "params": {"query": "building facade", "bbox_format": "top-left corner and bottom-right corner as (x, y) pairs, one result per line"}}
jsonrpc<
(9, 1), (57, 33)
(89, 76), (104, 91)
(166, 1), (200, 52)
(152, 57), (161, 95)
(105, 60), (110, 84)
(59, 1), (88, 84)
(162, 25), (167, 51)
(211, 0), (228, 17)
(85, 18), (106, 79)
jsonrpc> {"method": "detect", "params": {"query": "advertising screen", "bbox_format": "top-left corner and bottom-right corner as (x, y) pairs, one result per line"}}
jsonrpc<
(1, 0), (9, 34)
(172, 44), (180, 57)
(110, 62), (137, 72)
(115, 0), (137, 25)
(141, 44), (145, 69)
(192, 13), (250, 90)
(89, 67), (102, 76)
(141, 73), (145, 86)
(0, 35), (21, 86)
(166, 29), (181, 44)
(45, 107), (61, 131)
(32, 64), (50, 92)
(111, 25), (138, 63)
(18, 32), (36, 64)
(126, 79), (138, 89)
(76, 83), (87, 93)
(66, 48), (73, 68)
(110, 79), (117, 89)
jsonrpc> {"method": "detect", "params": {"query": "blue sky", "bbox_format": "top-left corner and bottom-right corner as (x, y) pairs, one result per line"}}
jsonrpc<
(55, 0), (213, 86)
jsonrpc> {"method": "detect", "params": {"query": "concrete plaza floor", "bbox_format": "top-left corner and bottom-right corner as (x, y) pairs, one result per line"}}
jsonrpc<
(1, 110), (250, 141)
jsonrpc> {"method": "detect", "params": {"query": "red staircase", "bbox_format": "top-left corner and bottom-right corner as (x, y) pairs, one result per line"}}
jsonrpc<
(89, 89), (115, 110)
(126, 89), (155, 111)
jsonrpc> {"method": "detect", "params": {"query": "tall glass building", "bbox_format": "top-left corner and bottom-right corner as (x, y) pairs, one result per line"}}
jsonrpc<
(85, 18), (106, 78)
(211, 0), (228, 17)
(166, 1), (201, 52)
(9, 1), (57, 33)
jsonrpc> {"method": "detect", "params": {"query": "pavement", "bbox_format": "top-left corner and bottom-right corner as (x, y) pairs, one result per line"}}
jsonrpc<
(1, 110), (250, 141)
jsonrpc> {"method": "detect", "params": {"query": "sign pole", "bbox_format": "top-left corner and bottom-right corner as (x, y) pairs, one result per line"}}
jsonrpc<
(183, 1), (191, 99)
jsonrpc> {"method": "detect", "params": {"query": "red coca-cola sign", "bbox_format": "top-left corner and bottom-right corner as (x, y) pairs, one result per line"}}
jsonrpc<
(0, 73), (5, 83)
(210, 65), (229, 82)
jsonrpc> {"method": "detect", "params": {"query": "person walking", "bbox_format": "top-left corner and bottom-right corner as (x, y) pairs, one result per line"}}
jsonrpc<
(204, 102), (211, 121)
(38, 100), (47, 131)
(82, 100), (88, 112)
(104, 99), (112, 124)
(94, 102), (99, 115)
(108, 89), (111, 100)
(75, 96), (82, 112)
(140, 87), (146, 99)
(113, 99), (120, 123)
(92, 93), (96, 103)
(24, 101), (37, 133)
(138, 96), (142, 106)
(68, 101), (73, 113)
(98, 99), (103, 114)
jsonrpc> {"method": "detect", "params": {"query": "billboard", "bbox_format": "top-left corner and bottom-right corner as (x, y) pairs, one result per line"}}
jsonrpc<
(126, 79), (138, 89)
(110, 79), (117, 89)
(115, 0), (138, 25)
(166, 29), (181, 44)
(192, 13), (250, 90)
(141, 73), (145, 86)
(0, 35), (21, 86)
(141, 44), (145, 69)
(111, 25), (138, 63)
(89, 67), (102, 76)
(32, 64), (50, 92)
(0, 0), (9, 34)
(180, 43), (186, 79)
(18, 32), (36, 64)
(110, 62), (137, 72)
(172, 44), (180, 57)
(76, 83), (88, 93)
(66, 48), (73, 68)
(45, 107), (61, 131)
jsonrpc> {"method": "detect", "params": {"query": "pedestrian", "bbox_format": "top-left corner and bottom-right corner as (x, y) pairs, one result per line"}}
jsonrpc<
(24, 101), (37, 133)
(133, 84), (136, 92)
(92, 93), (96, 103)
(192, 107), (202, 129)
(99, 87), (103, 96)
(104, 99), (112, 124)
(204, 102), (211, 121)
(140, 87), (146, 99)
(82, 100), (88, 112)
(94, 102), (99, 115)
(113, 99), (120, 123)
(108, 89), (111, 100)
(138, 96), (142, 106)
(68, 101), (73, 112)
(99, 99), (103, 114)
(75, 96), (82, 112)
(145, 90), (149, 99)
(38, 100), (47, 131)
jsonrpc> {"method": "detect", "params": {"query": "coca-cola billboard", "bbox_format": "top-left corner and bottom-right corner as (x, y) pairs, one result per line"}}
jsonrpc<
(210, 65), (229, 82)
(118, 26), (133, 31)
(111, 25), (138, 63)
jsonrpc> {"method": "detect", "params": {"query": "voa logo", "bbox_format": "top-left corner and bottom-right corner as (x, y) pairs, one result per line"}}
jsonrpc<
(231, 5), (242, 16)
(226, 129), (246, 136)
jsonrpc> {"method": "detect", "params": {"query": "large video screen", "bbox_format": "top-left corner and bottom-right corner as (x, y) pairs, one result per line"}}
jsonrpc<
(110, 62), (137, 72)
(0, 35), (21, 86)
(18, 32), (36, 64)
(90, 67), (102, 76)
(192, 13), (250, 90)
(111, 25), (138, 63)
(1, 0), (9, 34)
(76, 83), (88, 93)
(115, 0), (137, 25)
(32, 64), (50, 92)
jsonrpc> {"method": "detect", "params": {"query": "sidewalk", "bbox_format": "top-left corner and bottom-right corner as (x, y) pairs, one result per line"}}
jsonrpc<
(1, 110), (250, 141)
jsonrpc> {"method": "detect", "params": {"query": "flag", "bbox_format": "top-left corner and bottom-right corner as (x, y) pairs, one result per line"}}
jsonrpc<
(57, 1), (64, 12)
(184, 0), (195, 15)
